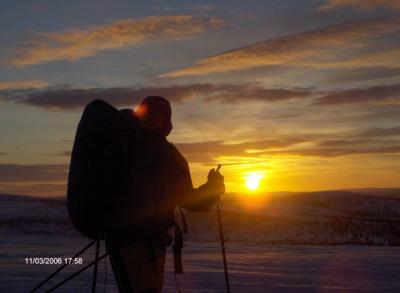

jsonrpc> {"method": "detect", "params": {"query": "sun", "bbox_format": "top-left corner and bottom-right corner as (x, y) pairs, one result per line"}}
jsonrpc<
(245, 173), (264, 191)
(246, 176), (260, 190)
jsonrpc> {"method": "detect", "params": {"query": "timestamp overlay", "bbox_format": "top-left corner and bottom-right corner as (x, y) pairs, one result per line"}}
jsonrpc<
(24, 257), (84, 265)
(0, 236), (116, 291)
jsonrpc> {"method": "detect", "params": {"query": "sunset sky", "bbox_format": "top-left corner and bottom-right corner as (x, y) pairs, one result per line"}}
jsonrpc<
(1, 0), (400, 197)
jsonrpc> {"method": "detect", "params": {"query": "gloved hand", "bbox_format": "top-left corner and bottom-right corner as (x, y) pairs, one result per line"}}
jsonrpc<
(207, 167), (225, 197)
(190, 167), (225, 212)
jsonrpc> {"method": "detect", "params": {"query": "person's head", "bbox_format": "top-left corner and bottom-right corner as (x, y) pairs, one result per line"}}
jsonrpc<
(135, 96), (172, 137)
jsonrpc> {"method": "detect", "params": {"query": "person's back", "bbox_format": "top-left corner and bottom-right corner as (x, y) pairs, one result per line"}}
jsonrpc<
(106, 96), (225, 293)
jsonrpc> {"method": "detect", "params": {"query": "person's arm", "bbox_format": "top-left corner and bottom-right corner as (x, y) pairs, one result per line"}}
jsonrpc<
(182, 168), (225, 212)
(169, 145), (225, 212)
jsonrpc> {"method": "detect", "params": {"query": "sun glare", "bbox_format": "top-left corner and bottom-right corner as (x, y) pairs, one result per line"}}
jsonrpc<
(245, 172), (264, 191)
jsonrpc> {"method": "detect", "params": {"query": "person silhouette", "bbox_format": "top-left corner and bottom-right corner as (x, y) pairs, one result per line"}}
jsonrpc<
(106, 96), (225, 293)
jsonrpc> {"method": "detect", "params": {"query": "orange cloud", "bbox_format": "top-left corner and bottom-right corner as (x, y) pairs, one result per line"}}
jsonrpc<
(175, 138), (308, 163)
(0, 80), (47, 90)
(4, 15), (229, 67)
(266, 146), (400, 157)
(347, 48), (400, 68)
(161, 16), (400, 77)
(318, 0), (400, 11)
(174, 133), (400, 162)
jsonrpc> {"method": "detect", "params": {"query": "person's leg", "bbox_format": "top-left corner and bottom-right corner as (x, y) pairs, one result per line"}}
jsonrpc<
(151, 244), (166, 293)
(119, 242), (166, 293)
(106, 241), (166, 293)
(106, 241), (134, 293)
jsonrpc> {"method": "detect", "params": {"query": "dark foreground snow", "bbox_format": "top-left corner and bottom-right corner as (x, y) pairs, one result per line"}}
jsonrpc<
(1, 235), (400, 292)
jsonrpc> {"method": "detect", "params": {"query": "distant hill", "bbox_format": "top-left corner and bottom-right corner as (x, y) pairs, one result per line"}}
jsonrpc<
(271, 190), (365, 205)
(344, 188), (400, 198)
(0, 193), (72, 236)
(0, 193), (44, 201)
(0, 193), (65, 203)
(1, 190), (400, 245)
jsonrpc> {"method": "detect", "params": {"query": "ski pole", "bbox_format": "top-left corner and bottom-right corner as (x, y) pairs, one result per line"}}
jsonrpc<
(215, 164), (231, 293)
(46, 252), (108, 293)
(30, 240), (96, 293)
(91, 240), (100, 293)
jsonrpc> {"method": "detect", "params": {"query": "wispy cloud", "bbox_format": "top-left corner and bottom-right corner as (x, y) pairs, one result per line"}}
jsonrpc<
(313, 84), (400, 105)
(203, 85), (314, 103)
(3, 15), (229, 67)
(0, 164), (68, 183)
(267, 145), (400, 157)
(346, 47), (400, 69)
(328, 67), (400, 83)
(176, 135), (400, 161)
(176, 138), (308, 163)
(54, 151), (72, 157)
(318, 0), (400, 11)
(0, 182), (66, 197)
(0, 80), (47, 90)
(361, 126), (400, 137)
(317, 138), (385, 147)
(1, 83), (314, 110)
(5, 81), (399, 110)
(161, 16), (400, 77)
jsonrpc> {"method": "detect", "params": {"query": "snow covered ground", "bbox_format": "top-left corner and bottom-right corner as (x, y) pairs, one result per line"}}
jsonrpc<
(1, 235), (400, 292)
(1, 191), (400, 292)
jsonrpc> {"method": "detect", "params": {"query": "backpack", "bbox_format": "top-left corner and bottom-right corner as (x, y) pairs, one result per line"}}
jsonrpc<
(67, 99), (139, 239)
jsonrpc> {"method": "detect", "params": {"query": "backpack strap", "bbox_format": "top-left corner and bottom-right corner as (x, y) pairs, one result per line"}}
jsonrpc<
(173, 221), (184, 274)
(178, 208), (188, 234)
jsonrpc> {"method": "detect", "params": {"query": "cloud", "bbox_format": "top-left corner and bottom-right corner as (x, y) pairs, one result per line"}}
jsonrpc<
(313, 84), (400, 105)
(1, 83), (315, 110)
(0, 183), (66, 197)
(203, 85), (314, 103)
(1, 136), (399, 196)
(161, 16), (400, 77)
(0, 80), (47, 90)
(3, 15), (229, 67)
(347, 47), (400, 69)
(175, 134), (400, 162)
(328, 67), (400, 83)
(175, 138), (310, 163)
(352, 105), (400, 123)
(54, 151), (72, 157)
(318, 0), (400, 11)
(1, 85), (199, 110)
(0, 164), (68, 183)
(268, 146), (400, 157)
(361, 126), (400, 137)
(317, 139), (384, 147)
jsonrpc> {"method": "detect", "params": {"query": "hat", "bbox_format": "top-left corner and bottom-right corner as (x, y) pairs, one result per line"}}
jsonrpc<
(136, 96), (172, 136)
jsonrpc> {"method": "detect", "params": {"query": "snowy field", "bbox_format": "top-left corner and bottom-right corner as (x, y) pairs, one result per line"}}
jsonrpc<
(1, 235), (400, 292)
(1, 191), (400, 292)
